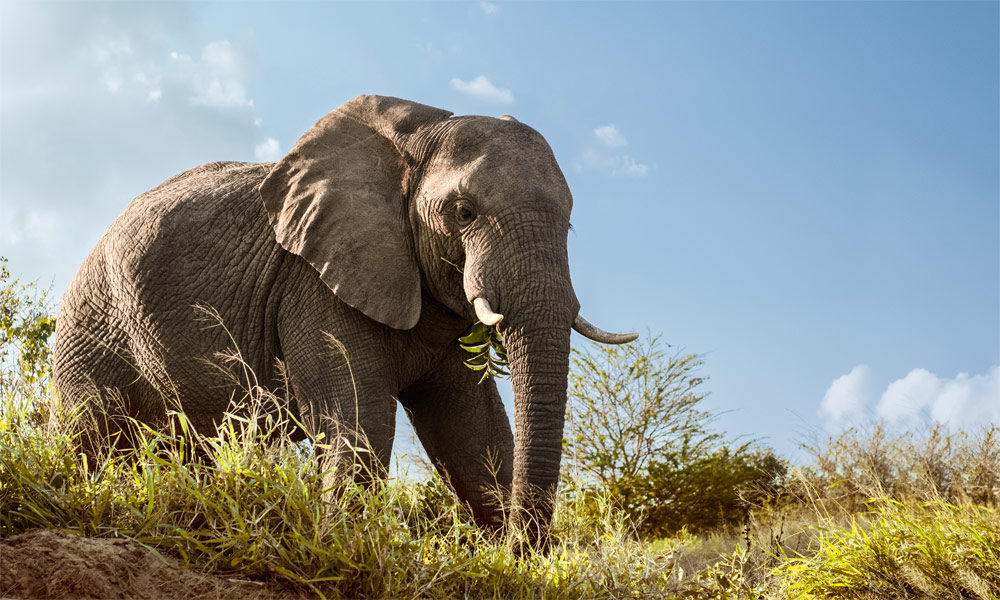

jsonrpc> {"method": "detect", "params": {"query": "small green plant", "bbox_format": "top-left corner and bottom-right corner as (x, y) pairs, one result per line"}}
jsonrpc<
(459, 322), (509, 383)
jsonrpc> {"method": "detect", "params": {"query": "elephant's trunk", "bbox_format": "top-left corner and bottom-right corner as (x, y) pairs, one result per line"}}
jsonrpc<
(502, 320), (573, 549)
(479, 231), (576, 547)
(463, 211), (579, 550)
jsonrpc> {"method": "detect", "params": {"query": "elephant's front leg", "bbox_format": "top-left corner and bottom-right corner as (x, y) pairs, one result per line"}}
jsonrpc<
(398, 342), (514, 532)
(278, 284), (397, 484)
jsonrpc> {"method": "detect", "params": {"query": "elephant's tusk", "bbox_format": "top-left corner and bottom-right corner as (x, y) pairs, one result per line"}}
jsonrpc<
(474, 298), (504, 326)
(573, 315), (638, 344)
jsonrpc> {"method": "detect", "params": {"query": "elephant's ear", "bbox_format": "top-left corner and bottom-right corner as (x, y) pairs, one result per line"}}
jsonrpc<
(260, 95), (452, 330)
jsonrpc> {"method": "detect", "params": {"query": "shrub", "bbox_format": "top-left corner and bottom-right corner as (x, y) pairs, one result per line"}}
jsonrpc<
(564, 335), (787, 537)
(795, 423), (1000, 512)
(0, 257), (56, 398)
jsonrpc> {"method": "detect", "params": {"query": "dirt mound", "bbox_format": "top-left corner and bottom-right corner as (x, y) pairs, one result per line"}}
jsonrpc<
(0, 529), (299, 600)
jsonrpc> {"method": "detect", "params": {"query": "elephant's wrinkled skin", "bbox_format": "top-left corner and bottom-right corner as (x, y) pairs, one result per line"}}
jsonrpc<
(54, 95), (635, 548)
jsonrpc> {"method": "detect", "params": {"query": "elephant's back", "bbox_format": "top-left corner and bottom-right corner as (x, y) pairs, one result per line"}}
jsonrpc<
(55, 161), (287, 418)
(112, 161), (273, 248)
(64, 161), (276, 316)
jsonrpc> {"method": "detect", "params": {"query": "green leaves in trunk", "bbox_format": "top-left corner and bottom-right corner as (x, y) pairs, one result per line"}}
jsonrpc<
(459, 322), (508, 383)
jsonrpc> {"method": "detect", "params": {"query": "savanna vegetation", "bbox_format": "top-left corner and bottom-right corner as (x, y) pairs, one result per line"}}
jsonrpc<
(2, 256), (998, 599)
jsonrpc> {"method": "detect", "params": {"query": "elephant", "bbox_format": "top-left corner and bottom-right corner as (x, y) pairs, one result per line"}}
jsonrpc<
(53, 95), (636, 548)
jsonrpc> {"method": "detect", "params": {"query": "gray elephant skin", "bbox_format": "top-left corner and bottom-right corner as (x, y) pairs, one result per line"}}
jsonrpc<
(53, 95), (635, 547)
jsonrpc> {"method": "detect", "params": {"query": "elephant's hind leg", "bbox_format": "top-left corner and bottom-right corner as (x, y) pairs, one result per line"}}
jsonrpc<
(398, 344), (514, 532)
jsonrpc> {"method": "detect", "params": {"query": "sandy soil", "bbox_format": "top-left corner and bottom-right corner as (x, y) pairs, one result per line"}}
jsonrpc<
(0, 529), (301, 600)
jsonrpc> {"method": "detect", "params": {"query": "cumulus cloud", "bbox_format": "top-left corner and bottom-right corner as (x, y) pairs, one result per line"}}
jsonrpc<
(878, 367), (1000, 427)
(819, 365), (876, 431)
(449, 75), (514, 104)
(580, 123), (650, 178)
(820, 365), (1000, 431)
(254, 138), (282, 161)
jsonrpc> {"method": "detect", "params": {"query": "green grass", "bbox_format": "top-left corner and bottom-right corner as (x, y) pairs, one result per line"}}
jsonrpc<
(778, 499), (1000, 600)
(2, 388), (997, 599)
(0, 391), (682, 599)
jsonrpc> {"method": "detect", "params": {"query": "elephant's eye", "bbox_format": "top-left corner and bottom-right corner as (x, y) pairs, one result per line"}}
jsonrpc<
(454, 199), (477, 227)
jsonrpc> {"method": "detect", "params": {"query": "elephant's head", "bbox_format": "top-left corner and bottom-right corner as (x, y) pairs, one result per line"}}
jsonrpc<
(259, 95), (635, 547)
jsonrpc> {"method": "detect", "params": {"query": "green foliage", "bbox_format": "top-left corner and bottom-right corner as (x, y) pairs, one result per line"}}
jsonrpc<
(631, 446), (787, 537)
(564, 335), (787, 537)
(459, 322), (508, 383)
(0, 257), (56, 396)
(441, 254), (511, 383)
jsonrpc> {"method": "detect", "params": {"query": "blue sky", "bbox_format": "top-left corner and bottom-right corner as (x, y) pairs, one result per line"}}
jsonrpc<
(1, 1), (997, 460)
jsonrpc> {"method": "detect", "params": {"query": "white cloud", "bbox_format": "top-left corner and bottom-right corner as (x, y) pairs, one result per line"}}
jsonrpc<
(614, 156), (649, 177)
(450, 75), (514, 104)
(0, 3), (283, 297)
(200, 40), (238, 72)
(182, 41), (254, 110)
(580, 124), (649, 178)
(877, 366), (1000, 427)
(1, 208), (60, 245)
(254, 138), (282, 161)
(876, 368), (939, 424)
(594, 124), (628, 149)
(89, 38), (255, 111)
(191, 78), (253, 109)
(479, 1), (499, 14)
(820, 365), (1000, 431)
(102, 73), (124, 93)
(93, 37), (132, 63)
(819, 365), (876, 431)
(134, 72), (161, 102)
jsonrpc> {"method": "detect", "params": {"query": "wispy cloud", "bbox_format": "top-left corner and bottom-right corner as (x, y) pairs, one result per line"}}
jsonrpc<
(594, 124), (628, 149)
(0, 208), (59, 246)
(0, 1), (282, 296)
(449, 75), (514, 104)
(479, 1), (500, 15)
(579, 123), (649, 177)
(170, 41), (254, 110)
(614, 156), (649, 177)
(91, 36), (163, 102)
(85, 35), (270, 160)
(89, 37), (257, 113)
(819, 365), (1000, 431)
(254, 138), (282, 161)
(92, 36), (135, 95)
